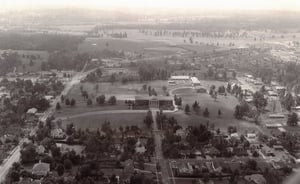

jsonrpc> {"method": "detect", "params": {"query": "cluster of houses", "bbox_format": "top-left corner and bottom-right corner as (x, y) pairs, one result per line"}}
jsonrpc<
(173, 127), (293, 170)
(170, 157), (283, 184)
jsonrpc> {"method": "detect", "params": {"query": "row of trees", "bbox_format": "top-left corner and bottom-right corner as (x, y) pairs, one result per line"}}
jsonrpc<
(184, 101), (221, 118)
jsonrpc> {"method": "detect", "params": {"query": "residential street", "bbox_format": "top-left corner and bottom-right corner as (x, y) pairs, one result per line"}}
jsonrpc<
(151, 110), (171, 184)
(0, 62), (92, 183)
(0, 146), (20, 183)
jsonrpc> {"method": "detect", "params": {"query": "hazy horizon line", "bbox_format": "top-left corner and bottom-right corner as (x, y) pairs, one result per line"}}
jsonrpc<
(1, 0), (300, 14)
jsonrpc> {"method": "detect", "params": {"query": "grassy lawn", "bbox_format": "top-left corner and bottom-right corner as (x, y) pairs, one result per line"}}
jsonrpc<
(78, 38), (168, 52)
(170, 86), (260, 133)
(55, 101), (130, 118)
(12, 50), (49, 73)
(67, 81), (169, 100)
(57, 80), (170, 116)
(61, 113), (148, 131)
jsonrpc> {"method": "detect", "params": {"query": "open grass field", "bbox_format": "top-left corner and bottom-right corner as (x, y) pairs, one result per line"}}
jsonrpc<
(56, 80), (170, 116)
(79, 37), (218, 55)
(170, 85), (260, 133)
(0, 50), (48, 73)
(61, 112), (147, 131)
(78, 38), (169, 53)
(68, 81), (169, 99)
(55, 102), (130, 118)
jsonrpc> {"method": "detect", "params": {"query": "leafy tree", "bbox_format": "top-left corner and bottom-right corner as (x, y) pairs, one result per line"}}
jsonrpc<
(283, 93), (295, 111)
(227, 126), (237, 134)
(36, 98), (50, 111)
(218, 109), (222, 117)
(203, 108), (210, 118)
(246, 159), (257, 170)
(143, 111), (153, 128)
(162, 86), (167, 93)
(81, 90), (89, 100)
(218, 85), (226, 94)
(63, 159), (72, 170)
(185, 104), (190, 114)
(186, 124), (212, 147)
(260, 85), (267, 94)
(51, 145), (61, 158)
(287, 112), (298, 126)
(253, 151), (259, 157)
(253, 91), (267, 110)
(234, 105), (242, 119)
(56, 102), (61, 110)
(56, 164), (65, 176)
(110, 74), (116, 83)
(142, 84), (147, 91)
(65, 98), (70, 106)
(207, 66), (214, 77)
(0, 52), (21, 75)
(70, 98), (76, 106)
(29, 60), (34, 66)
(226, 83), (232, 93)
(10, 170), (20, 182)
(174, 95), (182, 106)
(86, 98), (92, 106)
(66, 136), (74, 144)
(296, 96), (300, 106)
(294, 84), (300, 95)
(209, 85), (216, 95)
(66, 123), (75, 135)
(96, 68), (102, 77)
(41, 137), (54, 150)
(108, 96), (117, 105)
(20, 143), (37, 164)
(192, 101), (200, 114)
(121, 77), (128, 84)
(96, 95), (105, 105)
(101, 121), (113, 136)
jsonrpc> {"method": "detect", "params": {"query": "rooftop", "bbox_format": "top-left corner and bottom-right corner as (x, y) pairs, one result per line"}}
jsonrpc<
(191, 77), (201, 84)
(32, 161), (50, 176)
(170, 75), (190, 80)
(135, 95), (173, 101)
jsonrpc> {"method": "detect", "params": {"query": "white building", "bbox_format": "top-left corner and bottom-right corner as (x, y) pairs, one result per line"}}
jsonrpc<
(190, 77), (201, 86)
(170, 75), (190, 80)
(27, 108), (38, 114)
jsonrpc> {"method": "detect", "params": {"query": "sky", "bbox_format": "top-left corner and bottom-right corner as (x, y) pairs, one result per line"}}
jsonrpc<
(1, 0), (300, 12)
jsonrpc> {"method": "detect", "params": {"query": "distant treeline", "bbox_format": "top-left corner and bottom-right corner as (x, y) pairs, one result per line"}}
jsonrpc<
(0, 33), (84, 51)
(0, 52), (20, 75)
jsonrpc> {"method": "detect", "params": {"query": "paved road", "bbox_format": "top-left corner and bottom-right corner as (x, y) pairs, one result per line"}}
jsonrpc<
(236, 76), (258, 92)
(55, 108), (179, 121)
(55, 109), (177, 183)
(0, 146), (20, 183)
(0, 62), (92, 183)
(151, 110), (171, 184)
(169, 86), (195, 96)
(56, 110), (150, 120)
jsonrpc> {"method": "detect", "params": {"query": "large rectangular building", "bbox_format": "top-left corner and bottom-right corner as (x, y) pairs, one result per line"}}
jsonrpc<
(170, 75), (190, 80)
(134, 95), (174, 109)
